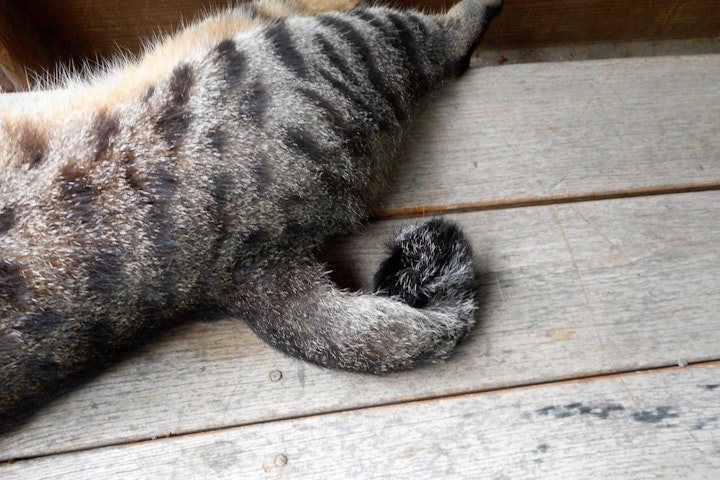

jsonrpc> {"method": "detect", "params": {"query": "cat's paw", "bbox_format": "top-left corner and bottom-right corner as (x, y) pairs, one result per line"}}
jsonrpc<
(373, 219), (478, 310)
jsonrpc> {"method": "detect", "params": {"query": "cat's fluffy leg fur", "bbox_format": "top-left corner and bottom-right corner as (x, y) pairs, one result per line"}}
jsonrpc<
(235, 219), (478, 372)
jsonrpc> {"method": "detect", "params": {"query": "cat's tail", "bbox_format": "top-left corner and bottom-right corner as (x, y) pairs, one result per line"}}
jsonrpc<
(374, 219), (479, 349)
(236, 219), (480, 373)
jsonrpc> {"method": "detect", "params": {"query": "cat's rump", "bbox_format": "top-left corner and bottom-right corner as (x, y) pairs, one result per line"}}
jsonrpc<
(0, 0), (502, 428)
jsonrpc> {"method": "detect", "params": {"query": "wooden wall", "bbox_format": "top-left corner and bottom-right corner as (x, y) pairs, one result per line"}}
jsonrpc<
(1, 0), (720, 90)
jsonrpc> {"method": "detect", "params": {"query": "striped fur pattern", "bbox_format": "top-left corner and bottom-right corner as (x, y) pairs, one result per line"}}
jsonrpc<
(0, 0), (503, 429)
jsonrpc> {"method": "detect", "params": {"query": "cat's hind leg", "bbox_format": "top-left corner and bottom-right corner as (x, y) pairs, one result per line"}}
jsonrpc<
(233, 219), (478, 373)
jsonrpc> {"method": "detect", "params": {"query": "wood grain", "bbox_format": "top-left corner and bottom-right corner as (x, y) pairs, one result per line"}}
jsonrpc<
(3, 191), (718, 461)
(377, 54), (720, 216)
(4, 364), (719, 478)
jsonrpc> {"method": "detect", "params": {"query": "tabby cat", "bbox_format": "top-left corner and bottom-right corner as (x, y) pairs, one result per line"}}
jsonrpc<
(0, 0), (503, 429)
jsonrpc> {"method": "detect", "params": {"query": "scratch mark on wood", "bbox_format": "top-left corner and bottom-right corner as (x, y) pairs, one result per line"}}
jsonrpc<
(550, 206), (604, 347)
(570, 206), (628, 259)
(619, 377), (640, 408)
(495, 278), (506, 304)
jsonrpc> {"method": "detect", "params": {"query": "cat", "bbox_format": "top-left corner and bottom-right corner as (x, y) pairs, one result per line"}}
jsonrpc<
(0, 0), (503, 430)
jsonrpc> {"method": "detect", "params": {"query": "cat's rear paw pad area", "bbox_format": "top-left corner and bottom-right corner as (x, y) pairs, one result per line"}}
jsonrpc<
(373, 219), (478, 308)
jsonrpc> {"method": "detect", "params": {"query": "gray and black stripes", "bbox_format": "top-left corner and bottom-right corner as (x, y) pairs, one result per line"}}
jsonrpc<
(92, 111), (120, 163)
(18, 125), (48, 169)
(58, 164), (96, 224)
(316, 13), (407, 123)
(0, 260), (24, 304)
(265, 22), (308, 78)
(0, 0), (503, 427)
(156, 64), (194, 151)
(0, 206), (15, 234)
(214, 39), (247, 83)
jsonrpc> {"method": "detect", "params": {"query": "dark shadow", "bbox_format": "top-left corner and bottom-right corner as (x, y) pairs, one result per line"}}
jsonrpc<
(0, 310), (205, 436)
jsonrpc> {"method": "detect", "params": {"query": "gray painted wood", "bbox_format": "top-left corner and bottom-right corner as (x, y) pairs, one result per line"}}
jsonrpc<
(377, 54), (720, 215)
(4, 364), (719, 478)
(3, 191), (719, 461)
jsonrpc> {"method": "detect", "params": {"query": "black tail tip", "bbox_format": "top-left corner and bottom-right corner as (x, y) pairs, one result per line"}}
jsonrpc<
(374, 218), (478, 308)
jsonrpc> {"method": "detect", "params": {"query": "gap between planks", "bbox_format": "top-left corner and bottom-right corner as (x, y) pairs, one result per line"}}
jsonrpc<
(373, 182), (720, 220)
(5, 359), (719, 466)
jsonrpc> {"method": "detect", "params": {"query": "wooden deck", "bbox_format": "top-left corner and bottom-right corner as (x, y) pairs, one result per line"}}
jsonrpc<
(2, 52), (720, 478)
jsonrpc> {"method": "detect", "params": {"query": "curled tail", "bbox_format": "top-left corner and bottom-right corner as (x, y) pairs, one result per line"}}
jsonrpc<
(236, 0), (501, 373)
(238, 219), (479, 373)
(375, 219), (478, 335)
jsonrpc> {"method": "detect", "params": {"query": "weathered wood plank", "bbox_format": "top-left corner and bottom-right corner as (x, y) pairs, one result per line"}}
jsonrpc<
(17, 0), (720, 68)
(4, 364), (719, 478)
(377, 54), (720, 216)
(2, 191), (719, 461)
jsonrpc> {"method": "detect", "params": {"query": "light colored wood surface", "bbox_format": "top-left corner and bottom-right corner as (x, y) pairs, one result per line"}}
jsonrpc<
(1, 53), (719, 476)
(4, 364), (719, 478)
(379, 54), (720, 216)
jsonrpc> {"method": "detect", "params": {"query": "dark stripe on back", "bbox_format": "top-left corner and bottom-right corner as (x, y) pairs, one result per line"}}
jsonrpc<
(156, 64), (194, 151)
(284, 127), (328, 162)
(311, 32), (389, 129)
(406, 13), (431, 37)
(350, 10), (429, 96)
(59, 164), (95, 224)
(315, 67), (379, 127)
(122, 151), (147, 190)
(296, 87), (347, 130)
(386, 12), (431, 93)
(0, 332), (21, 363)
(85, 248), (126, 296)
(143, 85), (156, 102)
(0, 206), (16, 234)
(93, 111), (120, 163)
(214, 39), (247, 83)
(19, 125), (47, 169)
(15, 310), (64, 337)
(243, 80), (269, 122)
(317, 14), (407, 123)
(0, 260), (25, 304)
(252, 153), (272, 194)
(143, 166), (179, 310)
(207, 126), (227, 153)
(122, 153), (177, 310)
(284, 127), (347, 196)
(265, 22), (308, 78)
(205, 172), (234, 283)
(79, 316), (117, 357)
(244, 228), (270, 245)
(296, 86), (367, 157)
(314, 33), (356, 80)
